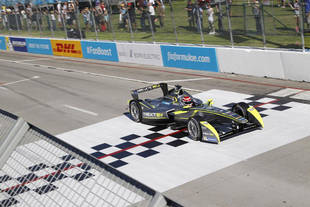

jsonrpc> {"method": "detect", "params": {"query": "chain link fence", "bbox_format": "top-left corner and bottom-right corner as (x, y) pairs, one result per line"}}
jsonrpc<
(0, 0), (309, 50)
(0, 109), (182, 207)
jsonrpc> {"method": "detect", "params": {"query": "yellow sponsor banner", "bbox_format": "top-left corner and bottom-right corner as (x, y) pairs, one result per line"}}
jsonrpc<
(51, 40), (83, 58)
(5, 37), (12, 51)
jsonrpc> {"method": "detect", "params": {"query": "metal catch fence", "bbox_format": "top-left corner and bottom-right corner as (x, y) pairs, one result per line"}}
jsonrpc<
(0, 0), (309, 50)
(0, 109), (182, 207)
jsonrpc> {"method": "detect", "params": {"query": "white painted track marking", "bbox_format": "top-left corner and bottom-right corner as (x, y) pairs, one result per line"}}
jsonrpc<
(0, 57), (204, 92)
(0, 76), (40, 87)
(64, 105), (98, 116)
(58, 89), (310, 192)
(15, 58), (50, 63)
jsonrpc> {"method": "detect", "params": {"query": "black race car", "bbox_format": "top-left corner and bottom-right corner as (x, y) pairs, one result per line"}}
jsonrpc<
(128, 83), (264, 144)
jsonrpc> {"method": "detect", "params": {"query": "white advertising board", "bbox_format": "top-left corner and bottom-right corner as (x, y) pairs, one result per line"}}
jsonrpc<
(280, 51), (310, 82)
(216, 48), (285, 79)
(116, 43), (163, 66)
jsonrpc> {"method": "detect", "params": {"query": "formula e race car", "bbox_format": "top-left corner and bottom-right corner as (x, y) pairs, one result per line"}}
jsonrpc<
(128, 83), (264, 144)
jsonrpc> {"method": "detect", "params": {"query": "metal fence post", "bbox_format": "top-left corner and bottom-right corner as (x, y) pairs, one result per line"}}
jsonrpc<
(299, 0), (305, 51)
(260, 2), (266, 48)
(125, 0), (135, 42)
(226, 0), (234, 47)
(243, 3), (247, 34)
(106, 0), (116, 42)
(168, 0), (178, 44)
(0, 118), (29, 169)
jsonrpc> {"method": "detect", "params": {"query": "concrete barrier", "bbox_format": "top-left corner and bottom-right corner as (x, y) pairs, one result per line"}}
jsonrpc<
(216, 47), (310, 82)
(1, 35), (310, 82)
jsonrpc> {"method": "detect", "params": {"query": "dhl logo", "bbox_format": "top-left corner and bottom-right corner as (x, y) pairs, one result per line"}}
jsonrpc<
(51, 40), (83, 58)
(53, 43), (81, 54)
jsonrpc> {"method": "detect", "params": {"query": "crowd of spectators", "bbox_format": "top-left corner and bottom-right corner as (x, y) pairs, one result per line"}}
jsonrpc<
(0, 0), (309, 35)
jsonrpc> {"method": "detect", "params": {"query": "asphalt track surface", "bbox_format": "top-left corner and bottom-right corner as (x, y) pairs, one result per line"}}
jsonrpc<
(1, 51), (310, 207)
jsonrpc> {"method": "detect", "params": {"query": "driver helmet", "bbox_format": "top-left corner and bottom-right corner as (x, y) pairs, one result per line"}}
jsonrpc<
(182, 96), (193, 106)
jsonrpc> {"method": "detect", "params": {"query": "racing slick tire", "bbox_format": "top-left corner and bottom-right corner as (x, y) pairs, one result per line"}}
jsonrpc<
(231, 102), (250, 131)
(129, 101), (142, 122)
(232, 102), (249, 119)
(187, 118), (202, 141)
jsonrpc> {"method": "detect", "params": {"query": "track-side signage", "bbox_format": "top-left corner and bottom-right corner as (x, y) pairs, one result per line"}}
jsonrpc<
(161, 45), (219, 72)
(81, 41), (119, 62)
(9, 37), (27, 52)
(51, 40), (82, 58)
(0, 36), (6, 50)
(116, 43), (163, 66)
(26, 38), (53, 55)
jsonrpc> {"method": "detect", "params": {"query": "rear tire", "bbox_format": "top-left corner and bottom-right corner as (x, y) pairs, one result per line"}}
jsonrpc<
(129, 101), (142, 122)
(187, 118), (202, 141)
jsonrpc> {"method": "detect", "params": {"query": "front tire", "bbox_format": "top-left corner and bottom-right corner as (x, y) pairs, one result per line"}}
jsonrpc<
(187, 118), (202, 141)
(129, 101), (142, 122)
(232, 102), (249, 119)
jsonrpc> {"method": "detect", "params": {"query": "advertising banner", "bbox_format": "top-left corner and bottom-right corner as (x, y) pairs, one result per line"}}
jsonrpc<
(0, 36), (6, 50)
(26, 38), (53, 55)
(5, 37), (13, 51)
(9, 37), (27, 52)
(116, 43), (163, 66)
(161, 45), (219, 72)
(81, 41), (119, 62)
(51, 40), (83, 58)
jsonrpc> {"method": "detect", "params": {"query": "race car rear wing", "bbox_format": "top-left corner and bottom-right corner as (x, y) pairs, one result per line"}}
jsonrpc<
(131, 83), (168, 100)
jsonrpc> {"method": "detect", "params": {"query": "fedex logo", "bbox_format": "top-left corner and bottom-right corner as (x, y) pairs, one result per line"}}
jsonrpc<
(54, 43), (81, 54)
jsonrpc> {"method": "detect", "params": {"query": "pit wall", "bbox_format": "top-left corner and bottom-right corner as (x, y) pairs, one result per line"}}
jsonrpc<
(1, 36), (309, 82)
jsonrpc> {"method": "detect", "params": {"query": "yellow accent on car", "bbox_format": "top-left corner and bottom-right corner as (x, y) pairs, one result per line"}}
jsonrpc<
(247, 106), (264, 128)
(200, 121), (220, 144)
(174, 111), (188, 115)
(206, 99), (214, 107)
(140, 102), (151, 109)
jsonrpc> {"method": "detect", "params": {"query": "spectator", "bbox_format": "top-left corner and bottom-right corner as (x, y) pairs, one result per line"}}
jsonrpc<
(82, 7), (90, 31)
(26, 4), (33, 30)
(138, 0), (148, 31)
(127, 2), (137, 32)
(50, 10), (56, 31)
(148, 0), (156, 32)
(290, 0), (300, 33)
(206, 4), (215, 34)
(252, 0), (261, 34)
(185, 0), (195, 30)
(215, 3), (223, 32)
(193, 3), (203, 33)
(156, 0), (165, 28)
(306, 0), (310, 28)
(227, 0), (232, 17)
(119, 3), (128, 29)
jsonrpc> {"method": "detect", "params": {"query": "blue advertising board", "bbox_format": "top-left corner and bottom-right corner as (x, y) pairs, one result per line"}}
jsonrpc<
(10, 37), (27, 52)
(161, 45), (219, 72)
(81, 41), (119, 62)
(0, 36), (6, 50)
(26, 38), (53, 55)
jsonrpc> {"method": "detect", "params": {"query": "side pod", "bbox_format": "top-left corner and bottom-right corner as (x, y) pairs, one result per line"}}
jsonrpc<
(200, 121), (220, 144)
(247, 106), (264, 128)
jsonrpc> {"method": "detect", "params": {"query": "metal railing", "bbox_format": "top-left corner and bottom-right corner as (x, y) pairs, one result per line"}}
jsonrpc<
(0, 0), (309, 51)
(0, 108), (182, 207)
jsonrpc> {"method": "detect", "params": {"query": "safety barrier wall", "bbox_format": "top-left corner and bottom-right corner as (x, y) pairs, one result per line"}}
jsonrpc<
(216, 47), (310, 82)
(0, 108), (182, 207)
(0, 35), (309, 82)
